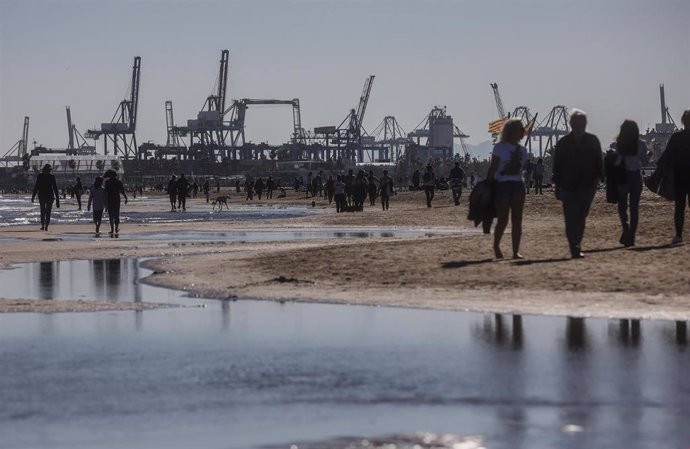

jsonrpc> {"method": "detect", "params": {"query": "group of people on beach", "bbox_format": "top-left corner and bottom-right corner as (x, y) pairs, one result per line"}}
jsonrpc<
(486, 108), (690, 260)
(32, 167), (127, 235)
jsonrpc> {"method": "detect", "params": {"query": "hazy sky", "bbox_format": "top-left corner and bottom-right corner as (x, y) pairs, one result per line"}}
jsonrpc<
(1, 0), (688, 155)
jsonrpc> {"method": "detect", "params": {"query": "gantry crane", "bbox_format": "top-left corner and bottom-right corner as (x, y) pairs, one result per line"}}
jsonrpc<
(66, 106), (96, 155)
(86, 56), (142, 160)
(335, 75), (375, 161)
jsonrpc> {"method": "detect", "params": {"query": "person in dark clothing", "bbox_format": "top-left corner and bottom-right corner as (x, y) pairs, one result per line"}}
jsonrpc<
(367, 171), (378, 206)
(412, 169), (420, 190)
(166, 175), (177, 211)
(344, 169), (355, 206)
(667, 110), (690, 244)
(86, 176), (105, 234)
(613, 120), (646, 247)
(266, 176), (275, 199)
(216, 179), (221, 193)
(103, 170), (128, 235)
(422, 165), (436, 207)
(325, 175), (335, 204)
(203, 180), (210, 203)
(379, 170), (394, 211)
(449, 161), (465, 206)
(254, 177), (265, 200)
(552, 109), (604, 258)
(176, 173), (190, 211)
(74, 177), (84, 210)
(31, 164), (60, 231)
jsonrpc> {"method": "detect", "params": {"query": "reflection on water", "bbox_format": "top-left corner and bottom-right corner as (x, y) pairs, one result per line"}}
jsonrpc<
(0, 260), (689, 448)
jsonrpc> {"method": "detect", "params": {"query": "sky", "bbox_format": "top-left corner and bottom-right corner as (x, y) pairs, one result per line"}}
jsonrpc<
(1, 0), (689, 155)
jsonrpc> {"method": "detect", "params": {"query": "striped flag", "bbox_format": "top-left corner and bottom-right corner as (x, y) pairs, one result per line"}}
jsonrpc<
(488, 117), (507, 134)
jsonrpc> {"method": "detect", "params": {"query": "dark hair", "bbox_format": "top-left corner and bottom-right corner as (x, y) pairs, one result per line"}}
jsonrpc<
(616, 120), (639, 156)
(93, 176), (103, 188)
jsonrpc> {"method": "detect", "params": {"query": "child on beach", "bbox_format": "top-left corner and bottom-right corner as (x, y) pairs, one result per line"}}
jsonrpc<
(86, 176), (105, 235)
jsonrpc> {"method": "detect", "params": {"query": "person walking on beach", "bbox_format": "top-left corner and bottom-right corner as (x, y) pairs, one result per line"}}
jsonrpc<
(74, 177), (84, 210)
(203, 180), (210, 203)
(166, 175), (177, 211)
(552, 109), (603, 258)
(255, 177), (265, 200)
(524, 160), (534, 194)
(379, 169), (394, 211)
(412, 169), (420, 190)
(245, 177), (254, 201)
(487, 119), (528, 259)
(613, 120), (646, 247)
(367, 170), (379, 206)
(334, 175), (346, 212)
(86, 176), (105, 235)
(450, 161), (465, 206)
(266, 176), (275, 199)
(533, 158), (545, 194)
(176, 173), (190, 211)
(422, 165), (436, 207)
(665, 110), (690, 244)
(325, 175), (335, 204)
(344, 169), (355, 206)
(31, 164), (60, 231)
(353, 170), (368, 210)
(103, 170), (128, 236)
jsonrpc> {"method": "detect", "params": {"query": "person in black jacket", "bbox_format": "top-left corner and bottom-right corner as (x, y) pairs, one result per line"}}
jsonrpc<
(31, 164), (60, 231)
(552, 109), (603, 258)
(667, 110), (690, 244)
(103, 170), (128, 235)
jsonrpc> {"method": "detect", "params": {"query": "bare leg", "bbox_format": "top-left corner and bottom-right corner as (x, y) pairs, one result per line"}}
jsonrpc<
(493, 193), (510, 259)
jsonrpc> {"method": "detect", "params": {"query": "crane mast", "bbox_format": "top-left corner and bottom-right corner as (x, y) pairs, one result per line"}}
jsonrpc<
(21, 116), (29, 156)
(66, 106), (75, 150)
(490, 82), (506, 119)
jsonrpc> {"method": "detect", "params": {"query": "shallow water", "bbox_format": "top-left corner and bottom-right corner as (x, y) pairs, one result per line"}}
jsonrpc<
(0, 259), (688, 449)
(0, 195), (320, 227)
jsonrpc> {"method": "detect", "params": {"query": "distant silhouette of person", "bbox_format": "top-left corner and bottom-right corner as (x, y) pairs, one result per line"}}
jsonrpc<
(666, 110), (690, 244)
(176, 173), (190, 211)
(553, 109), (603, 258)
(255, 177), (265, 200)
(325, 175), (335, 204)
(31, 164), (60, 231)
(103, 169), (127, 235)
(245, 178), (254, 200)
(533, 158), (545, 194)
(379, 169), (394, 211)
(344, 169), (355, 205)
(412, 169), (420, 190)
(487, 118), (528, 259)
(166, 175), (177, 211)
(215, 179), (221, 193)
(449, 161), (465, 206)
(367, 170), (379, 206)
(422, 165), (436, 207)
(87, 176), (105, 234)
(74, 177), (84, 210)
(334, 175), (346, 212)
(614, 119), (646, 247)
(353, 170), (367, 210)
(524, 159), (534, 194)
(203, 180), (210, 203)
(266, 176), (275, 199)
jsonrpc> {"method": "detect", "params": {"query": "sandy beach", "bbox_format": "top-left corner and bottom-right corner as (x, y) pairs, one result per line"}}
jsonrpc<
(1, 188), (688, 319)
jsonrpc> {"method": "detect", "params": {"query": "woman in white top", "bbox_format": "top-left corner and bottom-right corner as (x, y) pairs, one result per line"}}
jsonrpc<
(615, 119), (646, 247)
(487, 119), (528, 259)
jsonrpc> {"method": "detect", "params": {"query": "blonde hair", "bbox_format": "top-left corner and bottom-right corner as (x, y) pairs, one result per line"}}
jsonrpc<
(570, 108), (587, 120)
(499, 119), (525, 143)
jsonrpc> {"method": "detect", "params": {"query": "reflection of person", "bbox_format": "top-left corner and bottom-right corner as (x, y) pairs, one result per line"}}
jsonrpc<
(553, 109), (603, 258)
(31, 164), (60, 231)
(87, 176), (105, 234)
(667, 110), (690, 244)
(104, 169), (128, 235)
(614, 120), (646, 247)
(487, 119), (528, 259)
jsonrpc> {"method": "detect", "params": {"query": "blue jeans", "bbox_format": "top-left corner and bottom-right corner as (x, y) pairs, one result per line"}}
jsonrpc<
(617, 171), (642, 234)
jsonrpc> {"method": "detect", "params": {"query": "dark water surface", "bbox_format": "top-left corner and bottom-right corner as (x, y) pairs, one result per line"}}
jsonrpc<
(0, 260), (688, 449)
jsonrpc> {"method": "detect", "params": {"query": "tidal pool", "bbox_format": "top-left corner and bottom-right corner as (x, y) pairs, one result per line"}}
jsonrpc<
(0, 259), (688, 449)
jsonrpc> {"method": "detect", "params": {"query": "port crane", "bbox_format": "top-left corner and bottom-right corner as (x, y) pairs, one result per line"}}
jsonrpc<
(86, 56), (142, 160)
(335, 75), (375, 162)
(2, 116), (29, 161)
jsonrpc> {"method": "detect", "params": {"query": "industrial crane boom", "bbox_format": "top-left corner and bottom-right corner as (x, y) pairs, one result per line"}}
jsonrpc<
(490, 82), (506, 119)
(356, 75), (375, 129)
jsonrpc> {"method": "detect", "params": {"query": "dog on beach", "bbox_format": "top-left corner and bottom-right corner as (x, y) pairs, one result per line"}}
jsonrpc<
(211, 196), (229, 210)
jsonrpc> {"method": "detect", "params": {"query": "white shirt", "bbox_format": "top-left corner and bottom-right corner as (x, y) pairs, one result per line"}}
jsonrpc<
(492, 142), (528, 182)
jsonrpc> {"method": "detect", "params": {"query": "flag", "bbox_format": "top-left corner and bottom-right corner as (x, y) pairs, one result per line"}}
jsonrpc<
(488, 117), (507, 134)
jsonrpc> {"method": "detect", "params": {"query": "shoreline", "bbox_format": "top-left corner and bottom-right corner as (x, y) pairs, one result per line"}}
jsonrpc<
(1, 190), (688, 319)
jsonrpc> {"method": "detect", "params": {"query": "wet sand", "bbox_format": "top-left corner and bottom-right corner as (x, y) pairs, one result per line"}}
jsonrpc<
(1, 189), (688, 319)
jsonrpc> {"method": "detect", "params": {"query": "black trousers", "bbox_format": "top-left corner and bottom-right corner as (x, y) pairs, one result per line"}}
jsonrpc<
(424, 186), (435, 206)
(38, 196), (54, 228)
(561, 188), (596, 254)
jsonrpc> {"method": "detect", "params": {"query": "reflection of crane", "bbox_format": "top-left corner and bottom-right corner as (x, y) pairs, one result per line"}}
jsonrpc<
(2, 116), (29, 160)
(86, 56), (142, 159)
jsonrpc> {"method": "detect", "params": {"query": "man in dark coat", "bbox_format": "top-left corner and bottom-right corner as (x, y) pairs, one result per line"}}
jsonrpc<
(553, 109), (603, 258)
(667, 110), (690, 244)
